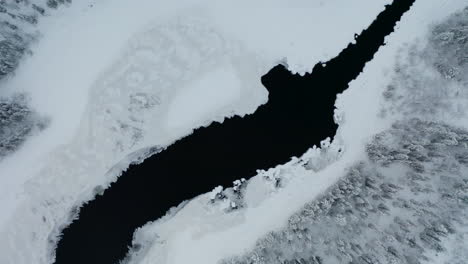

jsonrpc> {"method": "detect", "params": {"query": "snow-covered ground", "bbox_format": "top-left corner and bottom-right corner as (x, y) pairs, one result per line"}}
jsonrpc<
(0, 0), (396, 263)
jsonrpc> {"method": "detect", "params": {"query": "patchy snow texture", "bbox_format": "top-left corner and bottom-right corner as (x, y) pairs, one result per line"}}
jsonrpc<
(382, 7), (468, 121)
(0, 1), (69, 161)
(0, 0), (72, 79)
(0, 93), (48, 159)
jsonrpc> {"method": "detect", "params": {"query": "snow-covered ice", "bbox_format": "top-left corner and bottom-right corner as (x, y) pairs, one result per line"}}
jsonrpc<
(165, 66), (242, 131)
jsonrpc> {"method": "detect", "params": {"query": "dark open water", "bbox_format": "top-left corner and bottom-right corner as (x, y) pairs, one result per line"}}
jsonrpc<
(55, 1), (415, 263)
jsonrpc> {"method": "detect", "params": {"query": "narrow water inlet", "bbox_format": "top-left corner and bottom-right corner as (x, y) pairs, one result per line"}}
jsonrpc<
(54, 1), (416, 263)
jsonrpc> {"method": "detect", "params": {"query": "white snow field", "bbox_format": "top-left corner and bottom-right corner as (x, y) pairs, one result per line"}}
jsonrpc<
(0, 0), (396, 263)
(121, 1), (468, 264)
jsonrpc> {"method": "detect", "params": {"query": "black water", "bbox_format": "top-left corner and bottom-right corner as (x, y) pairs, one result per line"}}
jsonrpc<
(54, 1), (415, 263)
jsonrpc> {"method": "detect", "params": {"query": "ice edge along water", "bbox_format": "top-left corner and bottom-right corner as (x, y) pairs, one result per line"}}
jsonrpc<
(0, 1), (392, 263)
